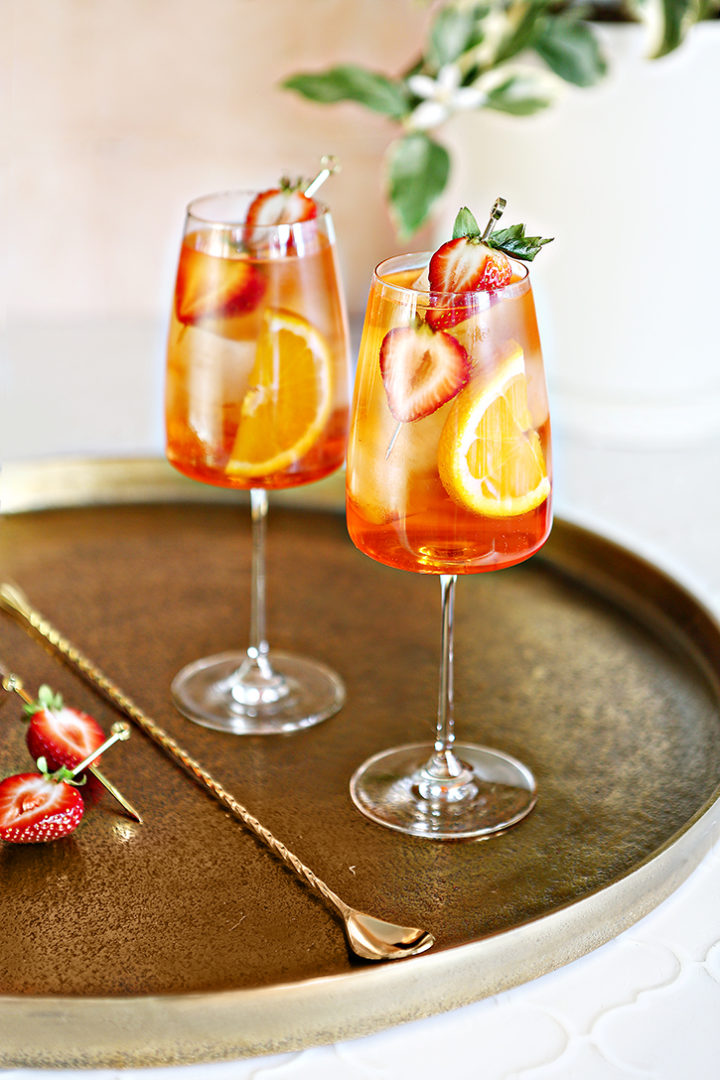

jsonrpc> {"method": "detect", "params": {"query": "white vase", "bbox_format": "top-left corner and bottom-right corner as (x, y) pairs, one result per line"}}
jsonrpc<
(441, 21), (720, 447)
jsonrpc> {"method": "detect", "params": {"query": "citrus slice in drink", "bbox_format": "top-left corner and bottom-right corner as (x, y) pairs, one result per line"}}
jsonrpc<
(227, 308), (333, 477)
(437, 342), (550, 517)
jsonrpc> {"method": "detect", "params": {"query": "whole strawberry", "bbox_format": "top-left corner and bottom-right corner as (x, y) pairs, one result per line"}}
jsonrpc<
(0, 760), (84, 844)
(24, 685), (106, 773)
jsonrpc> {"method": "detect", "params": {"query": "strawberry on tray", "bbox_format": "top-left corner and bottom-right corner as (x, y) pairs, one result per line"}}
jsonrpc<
(0, 764), (85, 844)
(24, 684), (106, 773)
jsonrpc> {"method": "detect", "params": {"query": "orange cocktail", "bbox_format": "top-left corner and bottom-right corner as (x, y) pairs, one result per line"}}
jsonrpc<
(166, 204), (349, 491)
(347, 255), (551, 574)
(345, 201), (552, 838)
(165, 180), (350, 735)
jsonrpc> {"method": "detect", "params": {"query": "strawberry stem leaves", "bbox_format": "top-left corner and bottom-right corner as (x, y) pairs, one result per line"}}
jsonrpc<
(22, 683), (63, 718)
(451, 206), (553, 261)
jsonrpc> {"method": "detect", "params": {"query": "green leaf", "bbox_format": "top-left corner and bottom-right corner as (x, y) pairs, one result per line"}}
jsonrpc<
(427, 6), (482, 68)
(386, 133), (451, 238)
(282, 65), (409, 119)
(484, 73), (554, 116)
(452, 207), (482, 239)
(493, 0), (552, 65)
(487, 224), (554, 261)
(649, 0), (693, 57)
(533, 16), (607, 87)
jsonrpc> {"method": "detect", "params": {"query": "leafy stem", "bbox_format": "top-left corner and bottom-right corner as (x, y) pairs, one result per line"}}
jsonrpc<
(282, 0), (717, 237)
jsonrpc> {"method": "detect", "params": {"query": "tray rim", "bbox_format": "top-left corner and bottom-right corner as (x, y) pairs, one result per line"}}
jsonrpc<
(1, 456), (719, 1069)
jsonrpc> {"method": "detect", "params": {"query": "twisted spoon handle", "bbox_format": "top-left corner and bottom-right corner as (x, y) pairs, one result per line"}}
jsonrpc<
(0, 583), (348, 915)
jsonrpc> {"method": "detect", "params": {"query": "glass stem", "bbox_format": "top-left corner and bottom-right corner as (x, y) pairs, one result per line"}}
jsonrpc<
(436, 574), (458, 762)
(418, 574), (476, 799)
(248, 488), (272, 678)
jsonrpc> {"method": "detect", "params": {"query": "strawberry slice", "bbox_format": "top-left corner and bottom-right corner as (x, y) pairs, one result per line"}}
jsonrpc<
(0, 770), (84, 843)
(243, 181), (317, 249)
(24, 686), (106, 773)
(426, 238), (512, 331)
(380, 323), (471, 423)
(175, 241), (265, 326)
(429, 236), (512, 295)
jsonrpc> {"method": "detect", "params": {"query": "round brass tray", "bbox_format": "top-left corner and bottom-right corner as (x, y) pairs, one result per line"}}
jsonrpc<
(1, 458), (719, 1069)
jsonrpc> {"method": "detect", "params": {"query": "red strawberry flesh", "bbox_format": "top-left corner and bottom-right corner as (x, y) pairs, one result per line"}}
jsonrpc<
(0, 773), (84, 843)
(380, 324), (471, 423)
(175, 241), (266, 326)
(26, 706), (106, 772)
(428, 236), (512, 295)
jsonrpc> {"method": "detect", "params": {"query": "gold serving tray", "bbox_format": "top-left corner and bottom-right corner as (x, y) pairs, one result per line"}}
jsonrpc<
(1, 458), (719, 1069)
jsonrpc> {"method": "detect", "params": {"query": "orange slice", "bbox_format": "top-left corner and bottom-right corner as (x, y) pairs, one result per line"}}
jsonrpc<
(227, 309), (332, 477)
(437, 342), (550, 517)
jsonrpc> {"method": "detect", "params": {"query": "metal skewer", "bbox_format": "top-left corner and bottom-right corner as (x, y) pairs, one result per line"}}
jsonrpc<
(303, 154), (340, 198)
(0, 661), (143, 822)
(481, 196), (507, 241)
(0, 582), (434, 962)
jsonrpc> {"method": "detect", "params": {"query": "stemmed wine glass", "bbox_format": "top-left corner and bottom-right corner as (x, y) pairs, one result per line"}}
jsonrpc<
(165, 168), (350, 733)
(345, 203), (552, 837)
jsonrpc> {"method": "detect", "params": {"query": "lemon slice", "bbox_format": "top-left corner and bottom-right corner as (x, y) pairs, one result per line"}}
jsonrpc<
(437, 342), (550, 518)
(227, 308), (333, 477)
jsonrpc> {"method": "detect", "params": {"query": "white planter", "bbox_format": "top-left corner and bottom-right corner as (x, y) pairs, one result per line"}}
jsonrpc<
(442, 22), (720, 447)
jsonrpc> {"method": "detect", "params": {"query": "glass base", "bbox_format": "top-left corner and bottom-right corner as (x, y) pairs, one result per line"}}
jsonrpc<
(349, 742), (536, 839)
(171, 650), (345, 734)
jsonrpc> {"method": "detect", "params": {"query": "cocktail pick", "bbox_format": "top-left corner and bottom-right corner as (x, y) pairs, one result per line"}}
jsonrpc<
(481, 195), (507, 240)
(0, 661), (143, 823)
(303, 154), (340, 198)
(0, 582), (434, 962)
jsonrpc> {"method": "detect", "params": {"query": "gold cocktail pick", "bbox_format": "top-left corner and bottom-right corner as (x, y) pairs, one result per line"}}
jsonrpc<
(303, 154), (340, 198)
(0, 661), (143, 823)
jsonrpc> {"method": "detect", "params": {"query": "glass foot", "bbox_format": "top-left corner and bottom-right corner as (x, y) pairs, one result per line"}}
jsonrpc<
(171, 650), (345, 734)
(349, 742), (536, 839)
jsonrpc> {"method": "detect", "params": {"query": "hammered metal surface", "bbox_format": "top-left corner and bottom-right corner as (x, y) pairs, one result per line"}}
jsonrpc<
(0, 498), (718, 1005)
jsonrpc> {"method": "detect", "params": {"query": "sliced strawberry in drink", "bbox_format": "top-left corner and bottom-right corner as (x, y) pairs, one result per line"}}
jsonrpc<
(25, 686), (106, 772)
(380, 323), (471, 423)
(175, 242), (266, 326)
(0, 771), (84, 844)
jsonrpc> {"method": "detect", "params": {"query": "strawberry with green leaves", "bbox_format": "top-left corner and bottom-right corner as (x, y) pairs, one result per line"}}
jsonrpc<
(427, 205), (553, 330)
(0, 758), (85, 844)
(379, 200), (552, 438)
(24, 685), (106, 773)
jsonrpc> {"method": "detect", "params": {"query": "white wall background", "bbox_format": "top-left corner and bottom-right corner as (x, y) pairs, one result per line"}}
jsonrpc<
(3, 0), (427, 462)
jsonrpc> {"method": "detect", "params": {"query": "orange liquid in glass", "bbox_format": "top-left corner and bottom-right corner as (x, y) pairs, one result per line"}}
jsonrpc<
(166, 225), (349, 490)
(346, 260), (552, 574)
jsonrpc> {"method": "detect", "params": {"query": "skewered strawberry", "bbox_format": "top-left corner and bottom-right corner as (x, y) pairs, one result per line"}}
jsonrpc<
(24, 685), (106, 773)
(426, 204), (552, 330)
(0, 764), (84, 844)
(243, 177), (317, 249)
(380, 323), (471, 423)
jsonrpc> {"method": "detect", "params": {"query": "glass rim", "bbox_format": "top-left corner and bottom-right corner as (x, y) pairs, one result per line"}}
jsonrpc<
(373, 250), (531, 302)
(185, 188), (330, 230)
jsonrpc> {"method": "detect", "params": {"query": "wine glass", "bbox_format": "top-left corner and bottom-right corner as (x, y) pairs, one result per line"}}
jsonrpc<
(165, 180), (350, 734)
(345, 226), (552, 837)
